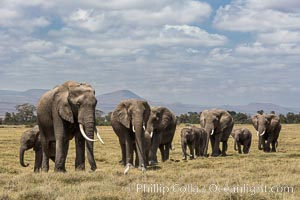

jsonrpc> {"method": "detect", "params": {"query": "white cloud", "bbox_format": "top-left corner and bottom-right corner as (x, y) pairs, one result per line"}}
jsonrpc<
(257, 30), (300, 44)
(213, 0), (300, 32)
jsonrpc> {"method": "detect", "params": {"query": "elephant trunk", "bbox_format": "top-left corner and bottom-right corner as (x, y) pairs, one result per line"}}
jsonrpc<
(257, 126), (265, 150)
(234, 138), (238, 151)
(204, 126), (213, 157)
(20, 147), (29, 167)
(84, 121), (97, 171)
(258, 134), (263, 150)
(133, 121), (146, 167)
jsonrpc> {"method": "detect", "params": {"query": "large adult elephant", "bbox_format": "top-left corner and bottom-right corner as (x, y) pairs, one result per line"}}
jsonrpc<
(111, 99), (150, 174)
(19, 125), (44, 172)
(146, 107), (176, 165)
(200, 109), (234, 157)
(252, 113), (281, 152)
(37, 81), (104, 172)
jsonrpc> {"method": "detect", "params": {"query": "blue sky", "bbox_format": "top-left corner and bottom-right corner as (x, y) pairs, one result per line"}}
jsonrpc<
(0, 0), (300, 107)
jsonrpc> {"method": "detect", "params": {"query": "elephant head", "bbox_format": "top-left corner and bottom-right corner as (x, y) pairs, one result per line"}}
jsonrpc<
(252, 114), (279, 150)
(113, 99), (150, 171)
(181, 127), (194, 144)
(200, 109), (232, 136)
(55, 81), (104, 144)
(146, 107), (173, 138)
(200, 109), (233, 156)
(19, 125), (42, 172)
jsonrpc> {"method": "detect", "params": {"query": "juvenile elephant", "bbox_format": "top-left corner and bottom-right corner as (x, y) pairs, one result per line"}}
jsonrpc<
(200, 109), (234, 157)
(252, 114), (281, 152)
(231, 128), (252, 154)
(111, 99), (150, 174)
(37, 81), (104, 172)
(19, 125), (43, 172)
(146, 107), (176, 165)
(181, 126), (208, 160)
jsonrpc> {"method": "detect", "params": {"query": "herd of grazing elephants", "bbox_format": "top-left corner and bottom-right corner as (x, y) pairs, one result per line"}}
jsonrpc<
(19, 81), (282, 174)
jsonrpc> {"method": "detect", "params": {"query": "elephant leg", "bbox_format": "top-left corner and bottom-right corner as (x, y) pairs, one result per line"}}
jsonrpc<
(149, 137), (159, 166)
(54, 137), (69, 172)
(212, 135), (221, 157)
(42, 151), (49, 172)
(159, 145), (165, 162)
(189, 144), (194, 160)
(265, 139), (272, 152)
(75, 133), (85, 171)
(271, 141), (276, 152)
(237, 142), (242, 154)
(124, 132), (134, 166)
(222, 141), (228, 156)
(182, 143), (187, 160)
(34, 149), (42, 172)
(164, 143), (171, 161)
(119, 143), (126, 166)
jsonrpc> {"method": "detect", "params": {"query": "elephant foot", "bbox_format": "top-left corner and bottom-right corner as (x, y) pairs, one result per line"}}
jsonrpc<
(182, 157), (187, 160)
(149, 160), (158, 166)
(119, 160), (125, 166)
(189, 156), (194, 160)
(124, 164), (134, 175)
(54, 167), (66, 173)
(211, 152), (220, 157)
(138, 164), (146, 173)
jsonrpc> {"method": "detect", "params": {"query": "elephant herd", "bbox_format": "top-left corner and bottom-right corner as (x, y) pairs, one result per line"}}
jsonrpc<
(19, 81), (282, 174)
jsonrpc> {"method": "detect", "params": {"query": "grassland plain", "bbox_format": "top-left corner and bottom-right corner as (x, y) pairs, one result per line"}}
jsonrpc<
(0, 124), (299, 200)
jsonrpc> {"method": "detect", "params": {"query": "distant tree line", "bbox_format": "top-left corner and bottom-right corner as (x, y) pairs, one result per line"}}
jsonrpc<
(1, 104), (300, 125)
(176, 110), (300, 125)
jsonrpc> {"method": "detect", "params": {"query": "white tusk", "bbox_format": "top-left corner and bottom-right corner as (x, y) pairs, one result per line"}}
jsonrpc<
(79, 124), (97, 142)
(143, 125), (146, 131)
(211, 129), (214, 135)
(256, 131), (259, 136)
(150, 132), (153, 138)
(132, 125), (136, 133)
(95, 127), (104, 144)
(260, 131), (265, 136)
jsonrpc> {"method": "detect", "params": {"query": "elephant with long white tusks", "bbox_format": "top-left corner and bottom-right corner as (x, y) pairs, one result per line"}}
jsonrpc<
(252, 113), (281, 152)
(37, 81), (104, 173)
(200, 109), (234, 157)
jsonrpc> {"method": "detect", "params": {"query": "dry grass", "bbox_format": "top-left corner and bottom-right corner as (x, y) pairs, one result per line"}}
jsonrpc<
(0, 124), (299, 200)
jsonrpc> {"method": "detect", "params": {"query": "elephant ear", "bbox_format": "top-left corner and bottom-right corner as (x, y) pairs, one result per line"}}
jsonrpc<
(158, 107), (173, 130)
(114, 102), (130, 129)
(268, 114), (280, 132)
(199, 110), (207, 128)
(56, 91), (74, 123)
(251, 114), (259, 131)
(219, 111), (233, 131)
(142, 101), (151, 124)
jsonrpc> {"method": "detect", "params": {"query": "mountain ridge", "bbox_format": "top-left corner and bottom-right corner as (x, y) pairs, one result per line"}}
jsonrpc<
(0, 89), (299, 116)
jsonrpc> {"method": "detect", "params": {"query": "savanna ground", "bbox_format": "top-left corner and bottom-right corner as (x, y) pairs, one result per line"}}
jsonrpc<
(0, 124), (299, 200)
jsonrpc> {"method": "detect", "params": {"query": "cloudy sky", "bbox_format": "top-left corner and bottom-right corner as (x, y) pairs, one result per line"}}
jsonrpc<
(0, 0), (300, 107)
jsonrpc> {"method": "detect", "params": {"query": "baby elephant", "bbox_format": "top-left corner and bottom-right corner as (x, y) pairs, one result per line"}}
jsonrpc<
(181, 126), (208, 160)
(231, 128), (252, 154)
(19, 125), (42, 172)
